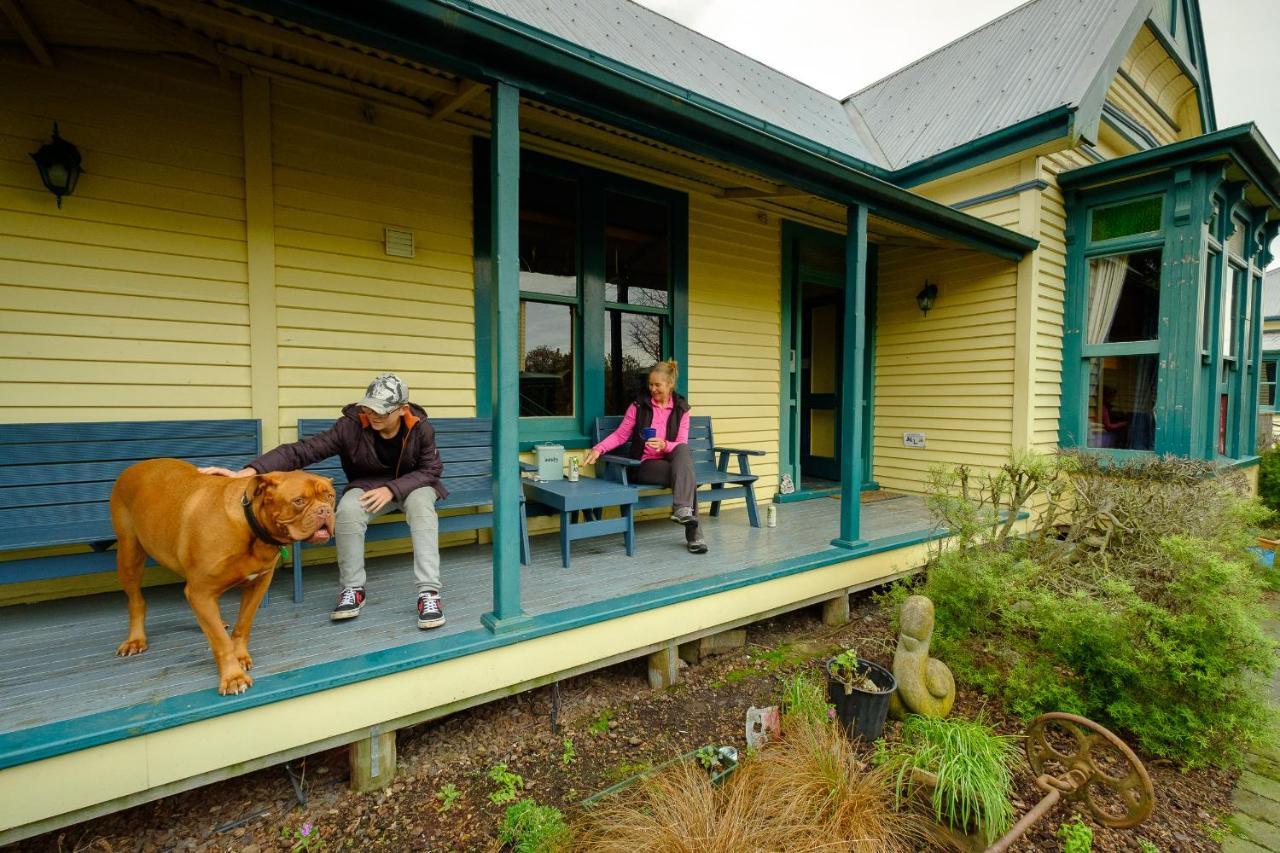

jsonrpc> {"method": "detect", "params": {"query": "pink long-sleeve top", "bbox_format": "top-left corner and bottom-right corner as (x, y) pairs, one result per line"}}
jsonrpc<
(592, 397), (690, 462)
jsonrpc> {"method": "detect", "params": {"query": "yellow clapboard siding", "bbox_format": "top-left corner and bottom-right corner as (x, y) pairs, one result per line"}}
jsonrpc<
(0, 210), (246, 263)
(277, 307), (470, 340)
(687, 193), (779, 497)
(0, 159), (248, 222)
(0, 284), (248, 325)
(0, 383), (251, 407)
(2, 233), (247, 282)
(278, 387), (475, 408)
(1, 359), (250, 386)
(0, 310), (248, 344)
(0, 183), (245, 242)
(278, 368), (476, 390)
(275, 246), (473, 290)
(0, 335), (248, 366)
(273, 208), (472, 256)
(0, 259), (247, 304)
(277, 286), (473, 322)
(278, 328), (474, 356)
(274, 187), (471, 239)
(278, 348), (473, 373)
(274, 230), (471, 279)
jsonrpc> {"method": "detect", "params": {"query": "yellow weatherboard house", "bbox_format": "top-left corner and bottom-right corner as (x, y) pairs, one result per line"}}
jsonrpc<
(0, 0), (1276, 841)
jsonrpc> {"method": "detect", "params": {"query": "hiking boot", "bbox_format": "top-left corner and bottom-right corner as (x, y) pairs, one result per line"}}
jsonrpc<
(686, 535), (708, 554)
(670, 506), (697, 525)
(330, 586), (366, 621)
(417, 591), (446, 629)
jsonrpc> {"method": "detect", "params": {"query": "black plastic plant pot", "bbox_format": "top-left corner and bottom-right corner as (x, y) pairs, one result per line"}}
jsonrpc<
(827, 658), (897, 743)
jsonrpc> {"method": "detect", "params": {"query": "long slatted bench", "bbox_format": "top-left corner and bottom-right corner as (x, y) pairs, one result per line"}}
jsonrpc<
(591, 415), (764, 527)
(0, 420), (261, 583)
(289, 416), (530, 602)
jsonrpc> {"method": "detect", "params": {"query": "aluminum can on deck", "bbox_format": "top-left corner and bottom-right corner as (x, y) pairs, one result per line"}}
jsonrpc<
(766, 503), (778, 528)
(568, 456), (580, 482)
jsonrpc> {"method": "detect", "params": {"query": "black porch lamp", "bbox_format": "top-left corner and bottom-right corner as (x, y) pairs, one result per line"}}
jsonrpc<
(916, 280), (938, 317)
(30, 122), (83, 208)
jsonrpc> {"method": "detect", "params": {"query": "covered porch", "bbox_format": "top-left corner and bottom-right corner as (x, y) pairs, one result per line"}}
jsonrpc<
(0, 494), (936, 842)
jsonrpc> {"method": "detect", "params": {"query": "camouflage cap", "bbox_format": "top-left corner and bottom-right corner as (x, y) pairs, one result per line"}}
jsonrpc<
(356, 373), (409, 414)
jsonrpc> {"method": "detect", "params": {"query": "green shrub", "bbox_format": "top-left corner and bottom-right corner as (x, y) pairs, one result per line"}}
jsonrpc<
(498, 799), (569, 853)
(874, 715), (1020, 845)
(1057, 815), (1093, 853)
(916, 453), (1277, 768)
(1259, 446), (1280, 512)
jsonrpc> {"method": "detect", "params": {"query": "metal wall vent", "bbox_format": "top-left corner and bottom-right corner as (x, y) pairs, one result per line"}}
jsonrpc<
(384, 227), (415, 258)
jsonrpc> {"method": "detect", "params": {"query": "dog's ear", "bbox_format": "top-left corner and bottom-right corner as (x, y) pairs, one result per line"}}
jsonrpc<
(252, 472), (286, 498)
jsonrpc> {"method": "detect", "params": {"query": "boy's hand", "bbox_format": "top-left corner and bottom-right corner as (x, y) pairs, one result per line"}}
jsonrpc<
(199, 466), (255, 478)
(359, 487), (394, 513)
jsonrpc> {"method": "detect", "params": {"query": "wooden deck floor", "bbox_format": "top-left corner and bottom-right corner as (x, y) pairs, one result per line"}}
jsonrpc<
(0, 495), (933, 736)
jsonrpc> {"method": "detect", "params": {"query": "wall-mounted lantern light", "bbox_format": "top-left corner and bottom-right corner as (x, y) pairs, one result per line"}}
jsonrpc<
(916, 280), (938, 317)
(30, 122), (83, 208)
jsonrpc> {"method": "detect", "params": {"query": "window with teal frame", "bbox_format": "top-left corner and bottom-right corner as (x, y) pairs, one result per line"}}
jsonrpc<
(1063, 173), (1270, 462)
(1262, 357), (1279, 413)
(473, 141), (689, 448)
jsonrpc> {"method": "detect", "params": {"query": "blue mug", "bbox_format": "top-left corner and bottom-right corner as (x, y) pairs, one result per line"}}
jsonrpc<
(642, 427), (657, 440)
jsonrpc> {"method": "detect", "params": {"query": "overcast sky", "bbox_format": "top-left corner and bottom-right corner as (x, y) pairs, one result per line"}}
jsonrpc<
(633, 0), (1278, 264)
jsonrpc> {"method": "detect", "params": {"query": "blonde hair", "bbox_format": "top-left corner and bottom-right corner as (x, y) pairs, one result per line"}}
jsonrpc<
(649, 359), (679, 386)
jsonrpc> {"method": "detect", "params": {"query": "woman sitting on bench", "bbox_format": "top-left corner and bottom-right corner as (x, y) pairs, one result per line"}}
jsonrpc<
(584, 360), (706, 554)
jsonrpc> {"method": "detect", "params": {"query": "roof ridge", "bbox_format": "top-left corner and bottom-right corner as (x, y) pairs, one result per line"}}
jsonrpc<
(843, 0), (1052, 102)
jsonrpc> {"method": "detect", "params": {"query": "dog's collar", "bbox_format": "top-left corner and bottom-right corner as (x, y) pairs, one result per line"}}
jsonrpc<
(242, 489), (290, 547)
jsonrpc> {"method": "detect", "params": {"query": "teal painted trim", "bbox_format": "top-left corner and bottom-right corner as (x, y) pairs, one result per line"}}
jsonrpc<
(892, 106), (1073, 189)
(834, 205), (867, 547)
(225, 0), (1036, 264)
(473, 138), (494, 419)
(1231, 454), (1261, 469)
(1081, 340), (1161, 357)
(1101, 103), (1160, 151)
(580, 174), (605, 427)
(1058, 188), (1088, 448)
(0, 526), (944, 771)
(1057, 124), (1280, 210)
(518, 435), (590, 452)
(951, 180), (1050, 212)
(671, 193), (690, 399)
(1147, 7), (1215, 132)
(486, 81), (526, 627)
(863, 246), (878, 487)
(778, 221), (797, 493)
(774, 488), (837, 503)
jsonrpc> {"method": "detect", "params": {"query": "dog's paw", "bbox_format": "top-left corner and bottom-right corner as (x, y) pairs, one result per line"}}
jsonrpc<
(235, 650), (254, 671)
(116, 637), (148, 656)
(218, 670), (253, 695)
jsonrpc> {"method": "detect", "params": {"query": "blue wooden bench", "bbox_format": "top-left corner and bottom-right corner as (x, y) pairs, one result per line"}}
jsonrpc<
(289, 416), (531, 602)
(591, 415), (764, 527)
(0, 420), (261, 583)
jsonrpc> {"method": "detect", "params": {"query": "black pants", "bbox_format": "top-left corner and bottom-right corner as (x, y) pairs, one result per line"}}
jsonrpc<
(634, 443), (699, 541)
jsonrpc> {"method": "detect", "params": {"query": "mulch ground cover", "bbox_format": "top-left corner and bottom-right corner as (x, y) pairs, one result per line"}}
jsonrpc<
(7, 592), (1236, 853)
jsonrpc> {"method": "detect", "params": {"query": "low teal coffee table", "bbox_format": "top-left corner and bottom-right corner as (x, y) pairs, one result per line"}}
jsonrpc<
(522, 477), (639, 568)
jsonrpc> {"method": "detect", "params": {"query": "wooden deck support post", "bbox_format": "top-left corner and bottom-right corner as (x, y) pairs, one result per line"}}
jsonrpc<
(678, 628), (747, 664)
(822, 593), (850, 626)
(648, 639), (679, 689)
(482, 79), (530, 634)
(833, 203), (868, 549)
(348, 725), (396, 793)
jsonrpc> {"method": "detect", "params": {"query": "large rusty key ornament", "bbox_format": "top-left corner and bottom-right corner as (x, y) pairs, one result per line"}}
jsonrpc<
(986, 712), (1155, 852)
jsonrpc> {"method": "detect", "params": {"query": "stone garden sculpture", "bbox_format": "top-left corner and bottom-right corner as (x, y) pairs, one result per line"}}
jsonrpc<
(888, 594), (956, 719)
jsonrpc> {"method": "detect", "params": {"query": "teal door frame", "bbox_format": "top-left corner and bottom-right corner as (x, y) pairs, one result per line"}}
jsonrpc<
(779, 220), (877, 502)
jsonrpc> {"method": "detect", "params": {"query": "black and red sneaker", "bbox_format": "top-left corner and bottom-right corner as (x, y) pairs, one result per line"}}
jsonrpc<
(330, 586), (366, 621)
(417, 591), (446, 629)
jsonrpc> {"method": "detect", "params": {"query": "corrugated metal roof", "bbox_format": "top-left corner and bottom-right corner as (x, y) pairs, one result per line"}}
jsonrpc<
(1264, 267), (1280, 319)
(467, 0), (890, 169)
(846, 0), (1147, 169)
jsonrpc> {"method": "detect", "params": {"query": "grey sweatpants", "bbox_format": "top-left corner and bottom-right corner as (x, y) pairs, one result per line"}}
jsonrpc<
(335, 487), (441, 593)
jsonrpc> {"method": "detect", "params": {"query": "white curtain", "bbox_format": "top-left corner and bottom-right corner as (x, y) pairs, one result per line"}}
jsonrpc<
(1087, 255), (1128, 345)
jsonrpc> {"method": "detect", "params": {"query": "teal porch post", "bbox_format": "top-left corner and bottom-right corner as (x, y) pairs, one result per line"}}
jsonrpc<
(832, 204), (868, 549)
(482, 81), (530, 633)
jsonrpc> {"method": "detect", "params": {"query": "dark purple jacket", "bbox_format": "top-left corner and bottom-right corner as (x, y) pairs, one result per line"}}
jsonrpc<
(248, 403), (447, 501)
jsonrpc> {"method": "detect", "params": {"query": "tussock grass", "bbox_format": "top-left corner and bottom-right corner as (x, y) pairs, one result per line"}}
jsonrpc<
(874, 714), (1020, 846)
(574, 715), (924, 852)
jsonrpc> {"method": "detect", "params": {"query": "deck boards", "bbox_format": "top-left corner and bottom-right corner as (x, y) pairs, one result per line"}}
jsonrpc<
(0, 495), (933, 735)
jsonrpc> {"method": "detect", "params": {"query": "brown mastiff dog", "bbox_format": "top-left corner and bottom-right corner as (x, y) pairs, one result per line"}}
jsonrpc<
(110, 459), (336, 695)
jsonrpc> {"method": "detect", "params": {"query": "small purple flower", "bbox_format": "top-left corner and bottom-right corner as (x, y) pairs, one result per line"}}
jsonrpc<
(301, 822), (313, 836)
(827, 708), (836, 719)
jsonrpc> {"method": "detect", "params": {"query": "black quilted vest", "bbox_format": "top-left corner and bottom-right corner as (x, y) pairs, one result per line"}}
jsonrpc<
(626, 393), (690, 460)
